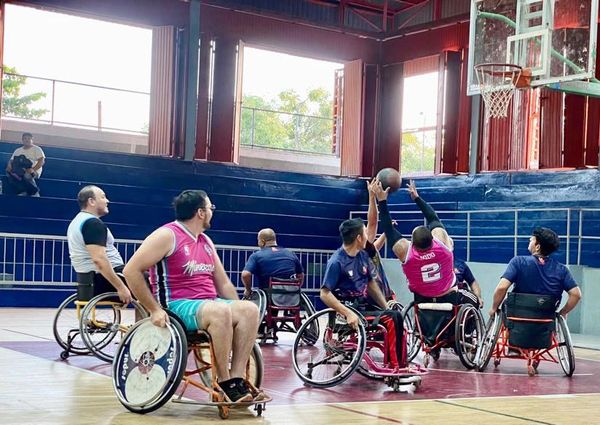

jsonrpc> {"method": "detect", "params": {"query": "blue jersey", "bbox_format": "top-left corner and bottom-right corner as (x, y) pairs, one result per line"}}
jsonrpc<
(243, 246), (304, 288)
(502, 255), (577, 299)
(322, 247), (376, 301)
(454, 258), (475, 290)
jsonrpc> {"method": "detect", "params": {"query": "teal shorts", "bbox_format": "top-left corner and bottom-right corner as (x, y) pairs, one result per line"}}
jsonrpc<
(168, 298), (235, 331)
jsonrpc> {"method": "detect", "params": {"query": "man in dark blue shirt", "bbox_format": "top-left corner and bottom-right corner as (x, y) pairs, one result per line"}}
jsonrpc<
(490, 227), (581, 318)
(241, 228), (304, 296)
(321, 218), (405, 368)
(454, 258), (483, 306)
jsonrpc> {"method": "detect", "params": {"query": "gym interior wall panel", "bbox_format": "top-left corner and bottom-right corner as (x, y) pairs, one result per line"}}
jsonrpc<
(539, 88), (564, 169)
(441, 51), (461, 174)
(563, 94), (586, 168)
(377, 64), (403, 171)
(508, 89), (530, 170)
(148, 26), (175, 157)
(361, 64), (378, 177)
(195, 34), (213, 160)
(340, 59), (364, 176)
(456, 48), (471, 173)
(585, 97), (600, 166)
(208, 37), (238, 163)
(199, 2), (378, 64)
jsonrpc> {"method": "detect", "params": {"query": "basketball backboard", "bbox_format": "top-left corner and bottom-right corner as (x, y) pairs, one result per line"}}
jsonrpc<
(467, 0), (599, 95)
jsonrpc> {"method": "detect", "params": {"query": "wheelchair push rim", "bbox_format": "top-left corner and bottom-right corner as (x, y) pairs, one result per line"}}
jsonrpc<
(292, 307), (366, 388)
(112, 318), (187, 414)
(79, 292), (148, 363)
(556, 315), (575, 377)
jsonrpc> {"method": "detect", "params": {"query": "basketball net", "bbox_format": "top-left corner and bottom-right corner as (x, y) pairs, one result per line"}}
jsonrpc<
(475, 64), (522, 119)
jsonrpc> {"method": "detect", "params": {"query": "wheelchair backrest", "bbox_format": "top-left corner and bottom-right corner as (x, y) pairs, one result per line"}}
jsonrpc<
(269, 278), (302, 308)
(502, 292), (558, 350)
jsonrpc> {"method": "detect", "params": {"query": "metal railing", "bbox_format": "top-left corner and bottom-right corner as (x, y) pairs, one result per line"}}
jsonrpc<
(350, 207), (600, 266)
(240, 105), (336, 155)
(1, 72), (150, 134)
(0, 233), (333, 293)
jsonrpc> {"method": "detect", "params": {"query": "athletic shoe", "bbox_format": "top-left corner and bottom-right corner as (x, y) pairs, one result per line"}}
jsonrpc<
(238, 379), (268, 402)
(217, 377), (253, 403)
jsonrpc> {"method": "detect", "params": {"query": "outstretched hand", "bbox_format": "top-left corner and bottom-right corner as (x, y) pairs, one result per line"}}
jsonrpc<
(366, 178), (377, 198)
(407, 179), (419, 201)
(371, 179), (390, 202)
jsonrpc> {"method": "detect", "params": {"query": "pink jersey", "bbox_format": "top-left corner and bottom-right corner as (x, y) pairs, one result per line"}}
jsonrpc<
(402, 238), (456, 297)
(149, 222), (218, 305)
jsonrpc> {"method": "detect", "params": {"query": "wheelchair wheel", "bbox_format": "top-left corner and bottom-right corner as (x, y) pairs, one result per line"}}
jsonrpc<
(243, 290), (267, 324)
(80, 293), (148, 363)
(556, 315), (575, 377)
(53, 293), (89, 356)
(297, 293), (319, 344)
(194, 341), (264, 389)
(401, 302), (421, 362)
(112, 318), (187, 414)
(292, 308), (366, 388)
(476, 313), (502, 372)
(454, 304), (485, 369)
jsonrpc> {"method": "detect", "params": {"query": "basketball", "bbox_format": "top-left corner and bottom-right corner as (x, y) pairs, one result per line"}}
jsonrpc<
(376, 168), (401, 193)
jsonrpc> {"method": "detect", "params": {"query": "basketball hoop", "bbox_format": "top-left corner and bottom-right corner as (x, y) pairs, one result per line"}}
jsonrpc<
(475, 64), (530, 119)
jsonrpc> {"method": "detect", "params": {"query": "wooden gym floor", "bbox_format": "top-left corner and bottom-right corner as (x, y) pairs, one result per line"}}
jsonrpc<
(1, 308), (599, 424)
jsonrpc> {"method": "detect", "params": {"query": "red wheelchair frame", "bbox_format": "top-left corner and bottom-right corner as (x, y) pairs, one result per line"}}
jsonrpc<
(476, 309), (575, 377)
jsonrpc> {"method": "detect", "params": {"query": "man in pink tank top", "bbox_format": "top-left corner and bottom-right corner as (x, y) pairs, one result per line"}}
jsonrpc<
(372, 180), (479, 308)
(124, 190), (266, 404)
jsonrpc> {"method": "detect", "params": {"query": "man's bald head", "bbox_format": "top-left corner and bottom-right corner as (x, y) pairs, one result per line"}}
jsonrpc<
(258, 228), (277, 247)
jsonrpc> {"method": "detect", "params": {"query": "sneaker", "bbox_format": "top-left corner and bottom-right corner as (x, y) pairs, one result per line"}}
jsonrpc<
(217, 377), (253, 403)
(237, 379), (268, 402)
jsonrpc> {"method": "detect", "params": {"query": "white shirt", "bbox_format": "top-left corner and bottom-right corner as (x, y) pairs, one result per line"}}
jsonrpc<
(11, 144), (45, 177)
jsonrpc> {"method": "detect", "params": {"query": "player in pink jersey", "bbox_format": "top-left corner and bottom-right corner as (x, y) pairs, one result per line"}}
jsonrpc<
(372, 179), (479, 308)
(124, 190), (265, 404)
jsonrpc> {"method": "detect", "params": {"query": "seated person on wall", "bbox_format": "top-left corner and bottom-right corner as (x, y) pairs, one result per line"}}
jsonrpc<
(123, 190), (266, 403)
(5, 132), (45, 196)
(454, 257), (484, 307)
(67, 185), (132, 304)
(320, 218), (405, 369)
(241, 228), (304, 297)
(489, 227), (582, 319)
(365, 179), (394, 301)
(372, 179), (479, 308)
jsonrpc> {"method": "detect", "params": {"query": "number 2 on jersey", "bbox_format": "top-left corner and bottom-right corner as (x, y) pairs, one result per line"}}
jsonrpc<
(421, 263), (441, 283)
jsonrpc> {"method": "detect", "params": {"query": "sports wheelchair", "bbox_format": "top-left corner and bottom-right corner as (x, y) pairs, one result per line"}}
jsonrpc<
(112, 313), (271, 419)
(244, 278), (317, 344)
(401, 299), (485, 369)
(292, 303), (426, 392)
(476, 292), (575, 377)
(52, 291), (146, 362)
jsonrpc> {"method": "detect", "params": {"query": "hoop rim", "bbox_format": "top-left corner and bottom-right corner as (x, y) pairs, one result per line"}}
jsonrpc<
(475, 63), (523, 78)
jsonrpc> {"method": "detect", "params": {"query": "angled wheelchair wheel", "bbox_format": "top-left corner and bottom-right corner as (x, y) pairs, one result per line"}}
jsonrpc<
(243, 290), (267, 324)
(297, 293), (319, 344)
(556, 315), (575, 377)
(194, 340), (264, 389)
(401, 302), (421, 362)
(292, 308), (366, 388)
(476, 312), (502, 372)
(80, 292), (148, 363)
(454, 304), (485, 369)
(112, 318), (187, 414)
(53, 293), (89, 356)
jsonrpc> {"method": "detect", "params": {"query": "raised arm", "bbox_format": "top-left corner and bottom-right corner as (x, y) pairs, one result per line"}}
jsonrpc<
(366, 179), (378, 242)
(371, 179), (410, 261)
(407, 180), (452, 248)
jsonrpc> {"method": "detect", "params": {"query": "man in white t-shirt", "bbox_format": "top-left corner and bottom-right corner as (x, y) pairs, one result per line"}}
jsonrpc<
(5, 132), (45, 196)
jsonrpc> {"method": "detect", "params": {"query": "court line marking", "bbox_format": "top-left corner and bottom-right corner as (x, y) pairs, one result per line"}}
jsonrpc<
(425, 366), (593, 377)
(329, 404), (413, 424)
(0, 328), (54, 341)
(435, 399), (556, 425)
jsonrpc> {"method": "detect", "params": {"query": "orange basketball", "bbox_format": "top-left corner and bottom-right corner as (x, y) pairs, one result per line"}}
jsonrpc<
(376, 168), (401, 193)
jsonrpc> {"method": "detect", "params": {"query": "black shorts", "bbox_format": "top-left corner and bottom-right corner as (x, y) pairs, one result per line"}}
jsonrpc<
(414, 288), (479, 308)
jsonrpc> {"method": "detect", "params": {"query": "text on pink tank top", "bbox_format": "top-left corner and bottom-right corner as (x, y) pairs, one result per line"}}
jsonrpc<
(149, 222), (218, 305)
(402, 239), (455, 297)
